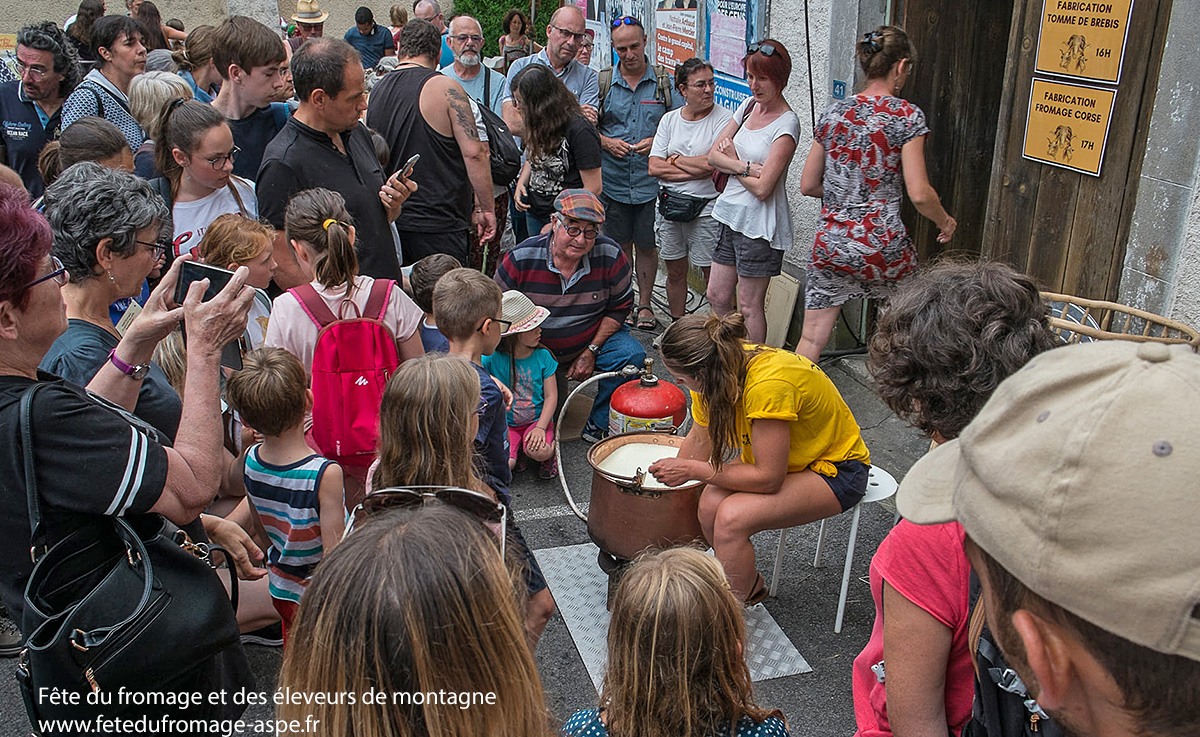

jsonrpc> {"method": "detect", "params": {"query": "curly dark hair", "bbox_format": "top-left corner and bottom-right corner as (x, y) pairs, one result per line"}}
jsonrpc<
(510, 63), (581, 160)
(867, 260), (1057, 441)
(18, 21), (82, 98)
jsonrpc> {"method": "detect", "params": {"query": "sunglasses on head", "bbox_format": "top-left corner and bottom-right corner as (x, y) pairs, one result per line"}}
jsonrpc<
(612, 15), (641, 28)
(344, 486), (508, 557)
(746, 42), (778, 57)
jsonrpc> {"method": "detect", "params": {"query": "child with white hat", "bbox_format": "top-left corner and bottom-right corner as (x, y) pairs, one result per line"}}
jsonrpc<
(482, 290), (559, 480)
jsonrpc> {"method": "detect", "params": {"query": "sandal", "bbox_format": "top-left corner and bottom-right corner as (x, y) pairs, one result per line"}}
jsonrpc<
(743, 572), (768, 607)
(624, 310), (638, 328)
(634, 306), (658, 331)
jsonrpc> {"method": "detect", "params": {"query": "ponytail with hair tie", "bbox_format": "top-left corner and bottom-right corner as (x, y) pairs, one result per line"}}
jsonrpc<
(861, 31), (882, 53)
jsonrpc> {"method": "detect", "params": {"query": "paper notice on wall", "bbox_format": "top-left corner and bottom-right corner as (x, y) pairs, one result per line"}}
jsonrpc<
(586, 19), (609, 70)
(654, 10), (698, 70)
(708, 12), (747, 77)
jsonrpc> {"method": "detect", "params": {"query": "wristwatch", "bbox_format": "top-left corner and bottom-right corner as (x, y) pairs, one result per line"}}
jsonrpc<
(108, 348), (151, 380)
(586, 343), (601, 355)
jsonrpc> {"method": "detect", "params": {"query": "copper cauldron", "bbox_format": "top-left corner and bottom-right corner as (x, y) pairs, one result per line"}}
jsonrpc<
(585, 432), (706, 561)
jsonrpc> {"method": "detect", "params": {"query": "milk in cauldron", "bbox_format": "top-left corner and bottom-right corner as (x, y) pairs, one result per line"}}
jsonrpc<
(595, 443), (695, 490)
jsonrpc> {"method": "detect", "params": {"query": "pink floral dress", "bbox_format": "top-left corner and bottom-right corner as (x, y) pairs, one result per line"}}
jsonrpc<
(806, 95), (929, 310)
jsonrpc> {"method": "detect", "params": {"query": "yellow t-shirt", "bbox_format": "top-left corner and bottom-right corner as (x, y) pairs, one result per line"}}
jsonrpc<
(690, 346), (871, 476)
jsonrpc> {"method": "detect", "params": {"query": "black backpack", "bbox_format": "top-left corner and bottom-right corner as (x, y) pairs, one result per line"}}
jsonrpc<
(964, 573), (1063, 737)
(481, 70), (521, 187)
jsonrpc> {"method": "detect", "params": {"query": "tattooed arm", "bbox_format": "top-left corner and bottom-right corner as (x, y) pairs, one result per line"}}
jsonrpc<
(445, 82), (497, 241)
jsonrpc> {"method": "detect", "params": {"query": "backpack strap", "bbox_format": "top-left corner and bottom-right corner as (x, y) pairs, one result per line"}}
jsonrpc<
(968, 594), (988, 679)
(598, 67), (613, 110)
(363, 279), (394, 320)
(149, 176), (173, 208)
(483, 67), (491, 108)
(653, 64), (672, 108)
(290, 284), (339, 328)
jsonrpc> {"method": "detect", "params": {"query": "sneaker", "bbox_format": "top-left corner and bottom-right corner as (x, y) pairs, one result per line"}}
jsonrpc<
(0, 607), (22, 658)
(514, 456), (528, 473)
(538, 457), (558, 481)
(580, 422), (607, 445)
(240, 622), (283, 647)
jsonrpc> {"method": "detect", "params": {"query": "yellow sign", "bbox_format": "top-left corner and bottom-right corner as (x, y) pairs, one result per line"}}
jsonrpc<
(0, 34), (15, 52)
(1023, 78), (1116, 177)
(1035, 0), (1135, 84)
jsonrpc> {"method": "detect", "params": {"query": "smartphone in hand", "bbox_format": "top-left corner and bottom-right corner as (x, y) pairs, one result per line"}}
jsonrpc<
(173, 261), (245, 371)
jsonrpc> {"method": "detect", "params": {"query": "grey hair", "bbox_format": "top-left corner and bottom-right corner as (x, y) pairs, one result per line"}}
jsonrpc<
(129, 71), (193, 134)
(43, 161), (171, 282)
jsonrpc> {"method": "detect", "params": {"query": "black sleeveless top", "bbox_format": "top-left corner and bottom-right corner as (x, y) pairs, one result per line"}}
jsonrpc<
(365, 65), (472, 234)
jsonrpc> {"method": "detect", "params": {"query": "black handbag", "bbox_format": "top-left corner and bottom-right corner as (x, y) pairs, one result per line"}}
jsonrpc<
(658, 187), (711, 223)
(15, 385), (247, 732)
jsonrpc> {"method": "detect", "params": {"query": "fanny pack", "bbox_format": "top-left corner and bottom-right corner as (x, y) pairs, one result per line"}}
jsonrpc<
(658, 187), (711, 223)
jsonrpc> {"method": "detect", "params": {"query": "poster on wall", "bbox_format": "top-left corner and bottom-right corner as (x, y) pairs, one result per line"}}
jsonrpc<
(654, 9), (698, 70)
(1034, 0), (1135, 84)
(713, 70), (751, 112)
(1022, 77), (1116, 176)
(704, 0), (759, 78)
(586, 19), (610, 71)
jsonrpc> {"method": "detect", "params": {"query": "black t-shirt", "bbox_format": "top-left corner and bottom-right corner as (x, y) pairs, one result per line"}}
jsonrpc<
(257, 117), (402, 280)
(0, 373), (168, 621)
(0, 81), (63, 199)
(227, 103), (288, 180)
(526, 114), (602, 218)
(40, 319), (183, 441)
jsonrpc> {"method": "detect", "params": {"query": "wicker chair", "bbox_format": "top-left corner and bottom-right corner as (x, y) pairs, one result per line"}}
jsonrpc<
(1041, 292), (1200, 351)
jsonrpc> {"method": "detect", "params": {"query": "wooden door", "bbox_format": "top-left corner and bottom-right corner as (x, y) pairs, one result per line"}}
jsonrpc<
(895, 0), (1015, 261)
(980, 0), (1173, 299)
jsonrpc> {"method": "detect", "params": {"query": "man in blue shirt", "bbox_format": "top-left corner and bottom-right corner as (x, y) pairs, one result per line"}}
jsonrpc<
(597, 16), (678, 331)
(499, 4), (599, 136)
(0, 23), (79, 197)
(413, 0), (454, 69)
(344, 6), (395, 69)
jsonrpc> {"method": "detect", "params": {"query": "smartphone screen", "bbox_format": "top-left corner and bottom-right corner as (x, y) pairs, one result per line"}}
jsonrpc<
(172, 261), (244, 371)
(174, 261), (236, 305)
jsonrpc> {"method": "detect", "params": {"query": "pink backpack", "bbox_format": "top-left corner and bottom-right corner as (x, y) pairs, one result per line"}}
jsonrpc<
(290, 279), (399, 469)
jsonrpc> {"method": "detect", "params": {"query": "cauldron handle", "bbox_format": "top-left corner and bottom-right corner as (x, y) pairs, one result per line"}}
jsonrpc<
(554, 364), (644, 522)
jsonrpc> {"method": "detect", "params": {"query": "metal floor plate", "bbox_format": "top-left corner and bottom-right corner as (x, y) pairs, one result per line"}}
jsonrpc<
(538, 543), (812, 691)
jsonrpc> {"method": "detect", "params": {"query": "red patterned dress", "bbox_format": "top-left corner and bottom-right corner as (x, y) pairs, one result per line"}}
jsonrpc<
(805, 95), (929, 310)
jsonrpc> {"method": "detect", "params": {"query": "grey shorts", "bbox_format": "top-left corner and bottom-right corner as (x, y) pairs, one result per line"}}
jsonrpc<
(655, 208), (720, 267)
(712, 223), (784, 278)
(602, 197), (657, 250)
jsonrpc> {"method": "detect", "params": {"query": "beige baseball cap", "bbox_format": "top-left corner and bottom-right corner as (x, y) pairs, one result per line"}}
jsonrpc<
(898, 340), (1200, 662)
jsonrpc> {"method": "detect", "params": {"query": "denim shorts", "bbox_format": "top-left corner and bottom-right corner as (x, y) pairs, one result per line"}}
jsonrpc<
(820, 459), (870, 512)
(712, 223), (784, 278)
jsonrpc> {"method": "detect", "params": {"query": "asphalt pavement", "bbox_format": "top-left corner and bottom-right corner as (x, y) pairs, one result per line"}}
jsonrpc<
(0, 325), (926, 737)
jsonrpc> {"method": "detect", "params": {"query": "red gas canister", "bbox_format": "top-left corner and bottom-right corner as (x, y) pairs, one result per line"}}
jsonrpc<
(608, 373), (687, 436)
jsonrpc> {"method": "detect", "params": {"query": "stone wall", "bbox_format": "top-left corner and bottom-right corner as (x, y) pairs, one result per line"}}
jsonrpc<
(1117, 6), (1200, 331)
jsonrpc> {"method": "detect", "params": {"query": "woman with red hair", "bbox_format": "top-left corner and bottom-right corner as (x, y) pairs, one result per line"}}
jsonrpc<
(706, 40), (800, 344)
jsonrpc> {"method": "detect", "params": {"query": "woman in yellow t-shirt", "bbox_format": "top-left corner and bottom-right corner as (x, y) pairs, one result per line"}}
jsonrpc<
(650, 313), (871, 603)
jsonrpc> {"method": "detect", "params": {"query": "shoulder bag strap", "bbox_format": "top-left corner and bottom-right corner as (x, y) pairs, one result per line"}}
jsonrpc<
(289, 284), (339, 327)
(85, 83), (105, 117)
(20, 384), (47, 550)
(363, 278), (394, 320)
(483, 66), (491, 107)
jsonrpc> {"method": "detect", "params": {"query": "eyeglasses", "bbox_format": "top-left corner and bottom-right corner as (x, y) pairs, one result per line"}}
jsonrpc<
(344, 486), (507, 558)
(24, 256), (67, 289)
(298, 22), (321, 30)
(611, 15), (641, 28)
(203, 145), (240, 170)
(451, 34), (483, 43)
(550, 24), (587, 41)
(558, 221), (599, 239)
(746, 42), (779, 57)
(135, 239), (168, 260)
(688, 79), (716, 89)
(15, 59), (51, 80)
(477, 316), (512, 334)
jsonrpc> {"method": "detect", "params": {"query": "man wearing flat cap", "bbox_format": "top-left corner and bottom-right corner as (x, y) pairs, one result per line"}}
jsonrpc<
(495, 189), (646, 443)
(896, 340), (1200, 737)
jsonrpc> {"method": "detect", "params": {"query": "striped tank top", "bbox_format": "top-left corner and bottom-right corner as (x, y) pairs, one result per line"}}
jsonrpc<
(244, 446), (338, 604)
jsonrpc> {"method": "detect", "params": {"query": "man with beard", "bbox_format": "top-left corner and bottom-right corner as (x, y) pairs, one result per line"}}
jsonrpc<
(256, 38), (415, 286)
(896, 340), (1200, 737)
(0, 22), (80, 197)
(440, 14), (507, 273)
